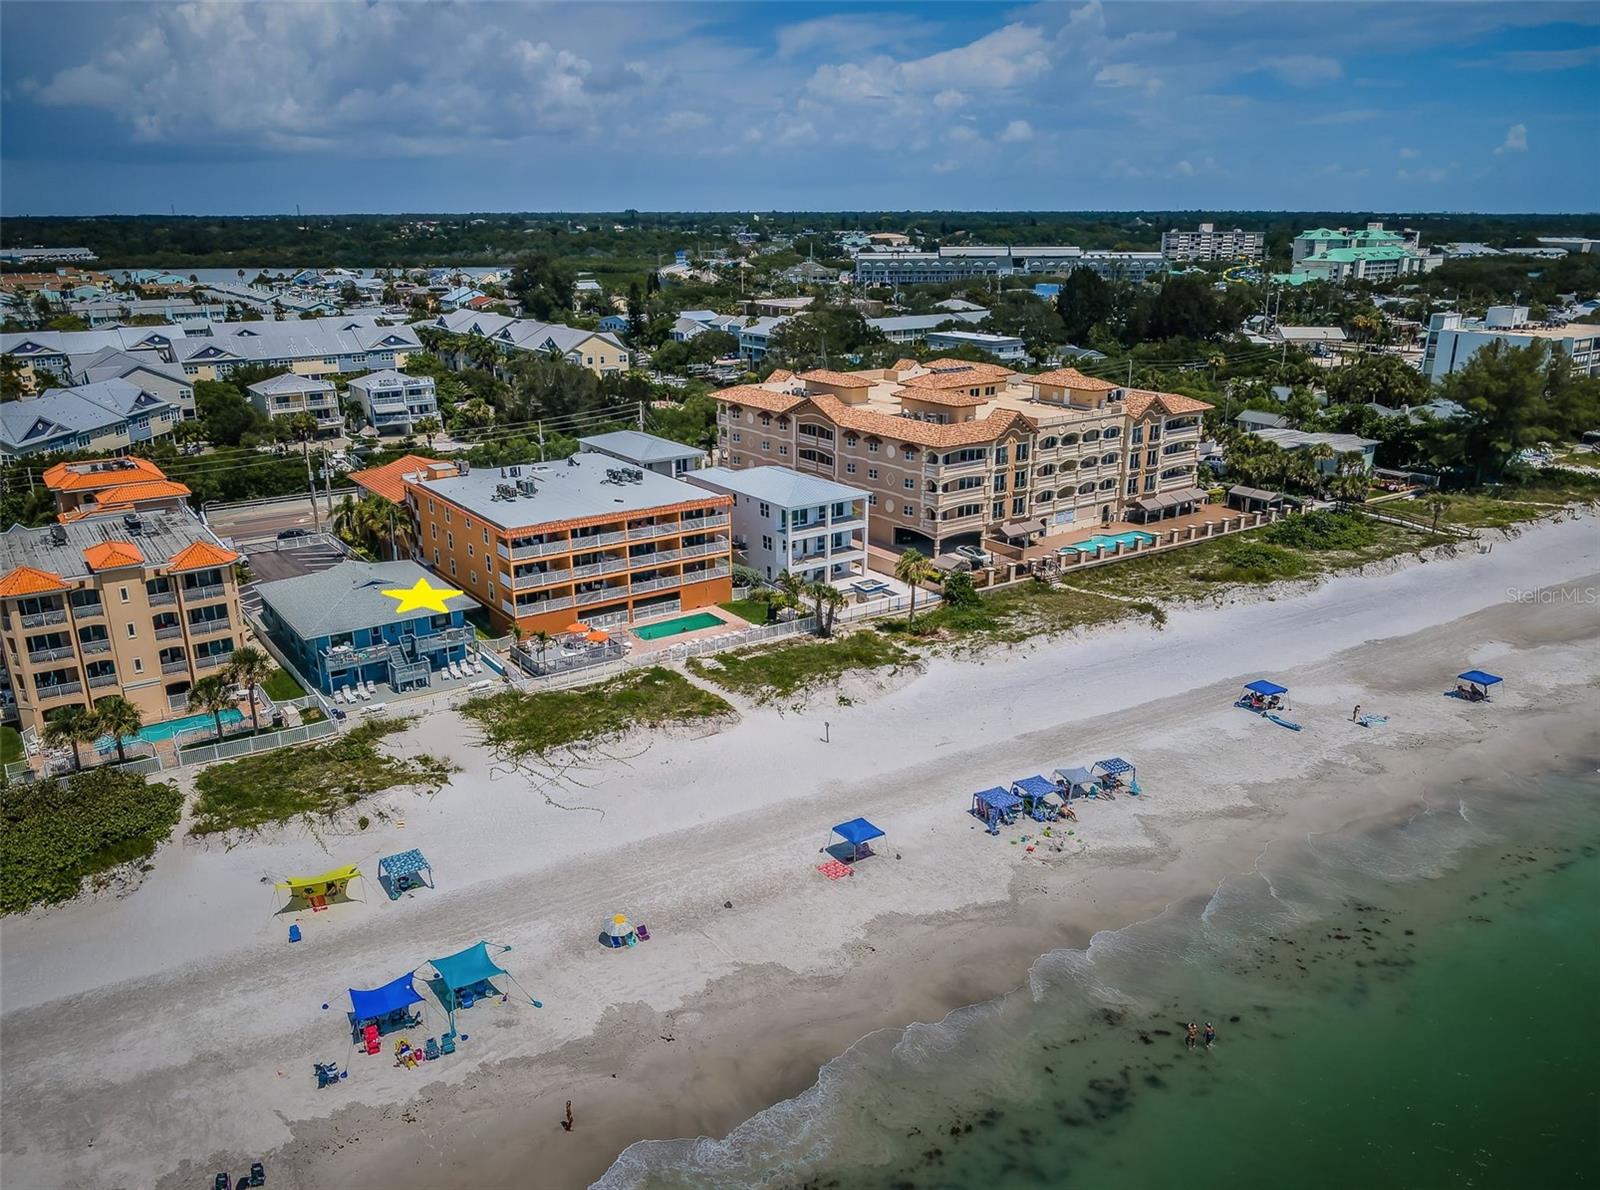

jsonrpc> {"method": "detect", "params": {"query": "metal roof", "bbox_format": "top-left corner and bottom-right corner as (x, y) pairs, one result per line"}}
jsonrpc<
(255, 559), (480, 641)
(0, 506), (225, 582)
(578, 430), (703, 465)
(691, 465), (868, 509)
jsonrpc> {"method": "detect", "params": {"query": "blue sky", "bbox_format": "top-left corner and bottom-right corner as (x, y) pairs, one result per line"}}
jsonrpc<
(2, 1), (1597, 215)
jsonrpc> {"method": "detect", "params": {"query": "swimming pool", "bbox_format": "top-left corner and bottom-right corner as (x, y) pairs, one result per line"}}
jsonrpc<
(119, 708), (244, 746)
(1059, 530), (1157, 555)
(632, 611), (725, 641)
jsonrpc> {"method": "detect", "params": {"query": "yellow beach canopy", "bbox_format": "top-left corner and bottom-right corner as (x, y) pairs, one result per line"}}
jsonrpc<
(275, 864), (362, 896)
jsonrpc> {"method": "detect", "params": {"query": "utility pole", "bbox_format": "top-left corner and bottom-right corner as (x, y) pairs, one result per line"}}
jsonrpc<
(301, 437), (322, 535)
(637, 400), (645, 432)
(324, 452), (335, 520)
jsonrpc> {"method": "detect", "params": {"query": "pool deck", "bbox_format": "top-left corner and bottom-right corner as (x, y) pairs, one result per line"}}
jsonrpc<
(627, 606), (750, 656)
(1019, 508), (1224, 563)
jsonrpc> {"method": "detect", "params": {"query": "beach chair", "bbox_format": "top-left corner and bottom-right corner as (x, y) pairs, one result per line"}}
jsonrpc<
(424, 1037), (441, 1061)
(363, 1024), (380, 1055)
(215, 1174), (231, 1190)
(440, 1032), (457, 1055)
(249, 1163), (266, 1188)
(458, 989), (476, 1009)
(364, 677), (376, 696)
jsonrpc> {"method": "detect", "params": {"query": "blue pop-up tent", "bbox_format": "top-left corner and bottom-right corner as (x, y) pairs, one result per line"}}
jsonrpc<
(348, 972), (424, 1038)
(378, 849), (433, 899)
(971, 786), (1022, 831)
(828, 817), (885, 862)
(1455, 670), (1503, 700)
(427, 941), (508, 1010)
(1239, 679), (1288, 709)
(1244, 679), (1286, 696)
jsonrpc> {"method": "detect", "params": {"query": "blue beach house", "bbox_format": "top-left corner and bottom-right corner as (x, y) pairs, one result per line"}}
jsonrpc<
(255, 560), (479, 698)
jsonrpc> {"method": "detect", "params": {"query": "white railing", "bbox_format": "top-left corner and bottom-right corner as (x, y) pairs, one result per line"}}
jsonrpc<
(174, 717), (339, 767)
(575, 586), (627, 606)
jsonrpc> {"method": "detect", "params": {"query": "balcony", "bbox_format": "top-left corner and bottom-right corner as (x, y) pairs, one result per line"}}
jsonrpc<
(513, 567), (574, 589)
(88, 672), (119, 690)
(161, 658), (189, 674)
(678, 538), (730, 560)
(629, 574), (683, 594)
(79, 638), (112, 654)
(155, 624), (184, 640)
(575, 586), (628, 607)
(182, 583), (227, 603)
(20, 608), (67, 628)
(195, 652), (233, 670)
(147, 590), (177, 606)
(34, 680), (82, 700)
(627, 521), (681, 540)
(71, 602), (104, 619)
(572, 529), (627, 548)
(188, 617), (232, 637)
(27, 645), (76, 664)
(514, 595), (575, 615)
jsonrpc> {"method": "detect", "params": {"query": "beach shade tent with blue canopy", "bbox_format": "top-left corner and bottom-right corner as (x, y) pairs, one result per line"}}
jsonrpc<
(1093, 757), (1139, 794)
(828, 817), (886, 862)
(426, 941), (508, 1011)
(377, 849), (433, 899)
(1010, 774), (1061, 813)
(1456, 670), (1503, 700)
(971, 786), (1022, 830)
(1243, 680), (1287, 697)
(347, 972), (425, 1041)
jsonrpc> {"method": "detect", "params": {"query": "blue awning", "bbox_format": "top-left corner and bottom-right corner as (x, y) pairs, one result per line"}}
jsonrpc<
(1095, 758), (1134, 776)
(378, 849), (431, 880)
(1458, 670), (1502, 686)
(974, 787), (1022, 811)
(1244, 679), (1287, 696)
(832, 817), (885, 846)
(428, 941), (508, 991)
(1011, 775), (1058, 799)
(348, 972), (423, 1022)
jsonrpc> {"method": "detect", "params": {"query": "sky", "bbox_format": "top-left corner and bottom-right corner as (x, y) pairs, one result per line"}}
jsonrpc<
(2, 1), (1598, 216)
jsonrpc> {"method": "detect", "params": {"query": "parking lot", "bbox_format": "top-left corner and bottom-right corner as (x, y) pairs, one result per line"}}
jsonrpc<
(237, 534), (350, 615)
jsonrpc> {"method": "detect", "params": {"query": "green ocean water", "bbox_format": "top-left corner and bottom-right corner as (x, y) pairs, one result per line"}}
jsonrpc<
(599, 770), (1600, 1190)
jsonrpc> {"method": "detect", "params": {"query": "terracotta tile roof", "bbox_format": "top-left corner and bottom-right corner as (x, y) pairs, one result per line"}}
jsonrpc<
(711, 385), (806, 415)
(765, 369), (796, 382)
(922, 358), (1015, 377)
(1122, 389), (1214, 419)
(892, 358), (919, 373)
(806, 394), (1026, 448)
(1028, 367), (1120, 392)
(93, 479), (192, 504)
(898, 362), (1014, 391)
(42, 456), (167, 492)
(799, 368), (872, 388)
(82, 539), (146, 570)
(893, 386), (988, 407)
(350, 454), (448, 504)
(0, 565), (69, 597)
(167, 540), (240, 571)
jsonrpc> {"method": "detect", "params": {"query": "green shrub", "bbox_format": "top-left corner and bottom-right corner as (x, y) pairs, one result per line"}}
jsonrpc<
(941, 570), (980, 608)
(2, 768), (182, 913)
(1194, 541), (1307, 584)
(1263, 511), (1377, 551)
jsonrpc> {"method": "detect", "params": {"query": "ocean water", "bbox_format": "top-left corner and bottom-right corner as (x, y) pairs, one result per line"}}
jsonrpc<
(598, 767), (1600, 1190)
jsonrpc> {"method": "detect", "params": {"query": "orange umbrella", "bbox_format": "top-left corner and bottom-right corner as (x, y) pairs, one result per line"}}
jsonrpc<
(563, 622), (590, 634)
(585, 629), (610, 644)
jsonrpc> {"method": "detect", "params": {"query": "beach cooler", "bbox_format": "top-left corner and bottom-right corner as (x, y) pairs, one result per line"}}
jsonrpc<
(363, 1024), (380, 1055)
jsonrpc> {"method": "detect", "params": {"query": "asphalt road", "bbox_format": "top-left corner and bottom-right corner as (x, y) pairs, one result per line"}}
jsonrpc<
(205, 494), (337, 542)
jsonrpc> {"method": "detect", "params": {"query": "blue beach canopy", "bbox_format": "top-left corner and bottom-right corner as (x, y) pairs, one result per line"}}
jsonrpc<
(832, 817), (886, 846)
(429, 942), (508, 991)
(1011, 775), (1058, 799)
(1458, 670), (1502, 686)
(974, 787), (1022, 812)
(1244, 679), (1287, 696)
(1095, 758), (1134, 777)
(378, 849), (431, 880)
(348, 973), (424, 1022)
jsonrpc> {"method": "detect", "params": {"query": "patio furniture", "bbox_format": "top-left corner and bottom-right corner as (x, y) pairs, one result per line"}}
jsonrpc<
(440, 1032), (457, 1055)
(424, 1037), (441, 1061)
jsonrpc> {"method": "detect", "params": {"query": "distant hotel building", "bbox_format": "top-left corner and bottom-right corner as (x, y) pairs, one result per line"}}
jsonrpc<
(1277, 223), (1438, 285)
(854, 246), (1165, 287)
(1160, 223), (1265, 262)
(1422, 306), (1599, 383)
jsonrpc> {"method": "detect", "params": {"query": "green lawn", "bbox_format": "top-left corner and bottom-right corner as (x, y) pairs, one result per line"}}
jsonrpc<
(0, 726), (23, 766)
(461, 667), (733, 756)
(1425, 475), (1600, 530)
(688, 630), (916, 701)
(879, 581), (1137, 646)
(719, 598), (772, 625)
(2, 768), (183, 913)
(189, 718), (453, 836)
(261, 667), (307, 701)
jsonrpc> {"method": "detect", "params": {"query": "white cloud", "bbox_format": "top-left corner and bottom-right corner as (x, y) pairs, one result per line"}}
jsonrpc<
(932, 89), (968, 111)
(1494, 122), (1528, 153)
(1399, 166), (1450, 183)
(774, 14), (929, 60)
(1000, 119), (1034, 143)
(1259, 55), (1343, 86)
(1398, 146), (1421, 159)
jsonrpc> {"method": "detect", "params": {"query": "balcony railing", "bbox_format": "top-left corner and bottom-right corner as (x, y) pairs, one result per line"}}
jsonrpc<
(182, 583), (226, 603)
(684, 513), (730, 530)
(514, 567), (574, 589)
(161, 658), (189, 674)
(71, 602), (104, 619)
(195, 652), (233, 669)
(575, 586), (628, 607)
(678, 539), (730, 560)
(572, 529), (627, 548)
(35, 680), (82, 699)
(20, 609), (67, 628)
(626, 521), (681, 539)
(147, 590), (177, 606)
(28, 645), (76, 664)
(155, 624), (184, 640)
(188, 617), (232, 636)
(505, 539), (572, 561)
(515, 595), (575, 614)
(571, 557), (630, 578)
(79, 638), (112, 654)
(88, 672), (119, 689)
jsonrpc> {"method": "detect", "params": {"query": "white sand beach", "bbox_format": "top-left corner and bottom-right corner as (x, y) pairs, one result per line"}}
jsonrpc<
(2, 515), (1597, 1190)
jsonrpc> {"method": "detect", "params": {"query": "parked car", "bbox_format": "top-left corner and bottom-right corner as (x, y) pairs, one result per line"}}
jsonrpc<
(276, 528), (311, 541)
(954, 544), (993, 566)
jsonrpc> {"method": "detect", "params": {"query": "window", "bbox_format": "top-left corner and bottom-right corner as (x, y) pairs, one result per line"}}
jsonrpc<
(1038, 463), (1056, 477)
(995, 445), (1009, 465)
(1104, 453), (1120, 467)
(992, 473), (1007, 492)
(904, 503), (917, 516)
(903, 478), (914, 490)
(1144, 474), (1158, 492)
(845, 462), (856, 474)
(778, 445), (788, 456)
(1062, 433), (1080, 445)
(758, 502), (769, 518)
(1016, 442), (1030, 462)
(845, 434), (858, 447)
(433, 549), (440, 565)
(1035, 489), (1055, 503)
(1147, 450), (1158, 467)
(867, 468), (878, 479)
(761, 440), (771, 452)
(467, 544), (474, 558)
(798, 448), (833, 466)
(1084, 429), (1101, 442)
(449, 559), (457, 575)
(119, 587), (129, 603)
(867, 439), (880, 453)
(483, 529), (489, 545)
(868, 493), (878, 506)
(447, 533), (454, 550)
(1040, 436), (1058, 450)
(992, 501), (1005, 519)
(469, 571), (477, 585)
(732, 431), (741, 442)
(126, 622), (137, 637)
(431, 524), (438, 540)
(1078, 481), (1096, 495)
(762, 535), (773, 551)
(1012, 496), (1025, 516)
(133, 658), (143, 674)
(1102, 425), (1120, 441)
(1099, 478), (1117, 491)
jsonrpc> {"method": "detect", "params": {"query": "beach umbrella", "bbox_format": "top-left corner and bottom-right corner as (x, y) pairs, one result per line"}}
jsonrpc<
(564, 622), (590, 635)
(585, 629), (611, 644)
(600, 914), (635, 949)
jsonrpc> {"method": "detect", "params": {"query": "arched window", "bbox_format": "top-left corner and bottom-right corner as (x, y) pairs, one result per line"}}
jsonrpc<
(1077, 481), (1096, 495)
(1058, 458), (1078, 472)
(1034, 489), (1054, 503)
(1098, 478), (1116, 491)
(1102, 425), (1120, 441)
(1083, 429), (1102, 442)
(1036, 463), (1056, 477)
(1040, 436), (1058, 449)
(1101, 452), (1119, 466)
(1062, 433), (1080, 445)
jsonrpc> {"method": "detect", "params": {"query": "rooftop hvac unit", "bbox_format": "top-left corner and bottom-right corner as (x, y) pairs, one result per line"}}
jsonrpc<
(49, 524), (68, 545)
(508, 465), (522, 478)
(516, 477), (538, 497)
(123, 513), (143, 535)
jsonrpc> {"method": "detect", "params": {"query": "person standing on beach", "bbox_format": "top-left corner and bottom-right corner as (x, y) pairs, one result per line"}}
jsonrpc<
(1351, 704), (1361, 722)
(1203, 1023), (1216, 1049)
(1186, 1023), (1198, 1050)
(562, 1101), (574, 1132)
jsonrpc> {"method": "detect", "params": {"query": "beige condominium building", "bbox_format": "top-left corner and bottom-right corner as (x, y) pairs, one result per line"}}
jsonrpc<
(0, 507), (243, 735)
(711, 360), (1211, 554)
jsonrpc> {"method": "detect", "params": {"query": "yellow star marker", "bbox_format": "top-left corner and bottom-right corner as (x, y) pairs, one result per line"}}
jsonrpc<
(381, 576), (464, 616)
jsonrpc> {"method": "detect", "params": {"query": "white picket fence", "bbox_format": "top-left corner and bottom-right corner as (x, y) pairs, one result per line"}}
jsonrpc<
(173, 718), (339, 767)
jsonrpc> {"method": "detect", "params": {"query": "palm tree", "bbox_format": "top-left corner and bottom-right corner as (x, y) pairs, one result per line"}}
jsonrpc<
(771, 570), (806, 620)
(1426, 495), (1450, 533)
(93, 695), (144, 765)
(43, 705), (97, 771)
(414, 415), (442, 449)
(189, 675), (234, 740)
(894, 548), (936, 624)
(226, 646), (271, 731)
(807, 582), (846, 636)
